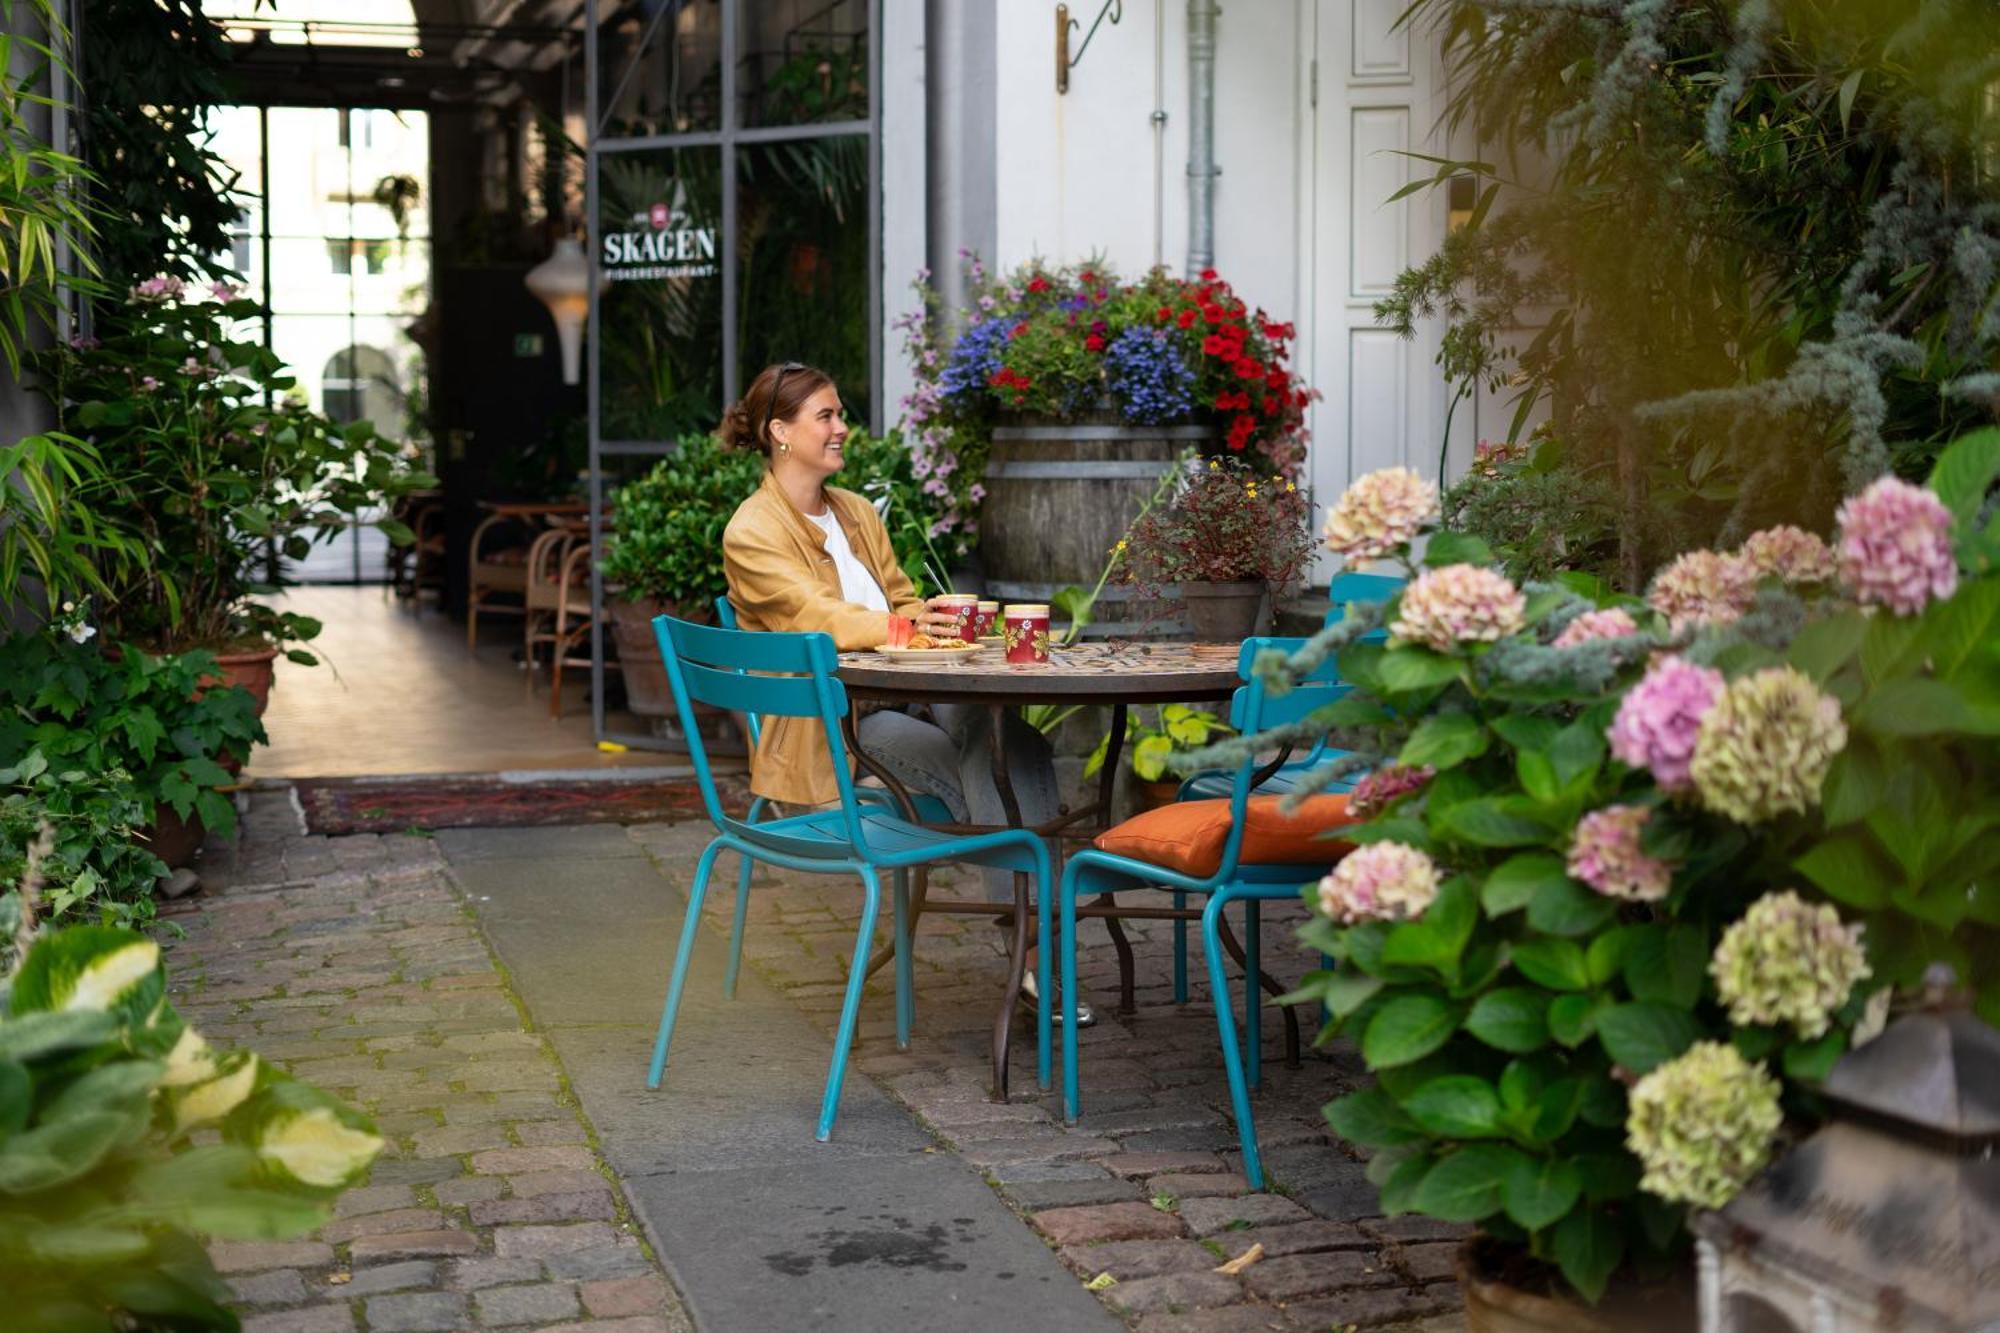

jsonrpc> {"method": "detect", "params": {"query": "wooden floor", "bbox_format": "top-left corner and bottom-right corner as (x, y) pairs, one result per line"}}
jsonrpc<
(248, 585), (673, 779)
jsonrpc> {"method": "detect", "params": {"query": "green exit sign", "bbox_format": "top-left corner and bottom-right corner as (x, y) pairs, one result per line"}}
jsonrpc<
(513, 332), (545, 357)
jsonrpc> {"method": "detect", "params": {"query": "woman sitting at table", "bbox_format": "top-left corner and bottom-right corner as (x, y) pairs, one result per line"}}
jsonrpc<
(720, 361), (1090, 1023)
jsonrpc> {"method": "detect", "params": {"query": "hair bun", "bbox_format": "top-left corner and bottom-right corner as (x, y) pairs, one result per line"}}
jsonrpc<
(718, 400), (764, 454)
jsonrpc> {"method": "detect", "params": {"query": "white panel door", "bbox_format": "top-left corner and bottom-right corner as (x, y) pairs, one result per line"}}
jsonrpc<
(1301, 0), (1451, 572)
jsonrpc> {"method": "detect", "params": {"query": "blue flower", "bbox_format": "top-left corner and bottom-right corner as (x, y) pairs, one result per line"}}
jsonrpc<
(939, 319), (1011, 401)
(1104, 327), (1196, 424)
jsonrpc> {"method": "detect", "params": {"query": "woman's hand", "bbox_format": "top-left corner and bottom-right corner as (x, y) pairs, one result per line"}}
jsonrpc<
(915, 599), (964, 640)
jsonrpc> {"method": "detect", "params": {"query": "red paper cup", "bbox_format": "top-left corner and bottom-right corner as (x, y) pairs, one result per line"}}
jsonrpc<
(974, 600), (999, 639)
(934, 594), (978, 644)
(1003, 604), (1051, 664)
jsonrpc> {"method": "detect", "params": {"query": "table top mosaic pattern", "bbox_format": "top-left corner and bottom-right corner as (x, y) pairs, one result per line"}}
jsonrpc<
(836, 640), (1244, 700)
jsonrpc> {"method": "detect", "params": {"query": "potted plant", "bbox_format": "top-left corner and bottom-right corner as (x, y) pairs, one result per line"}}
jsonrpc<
(37, 277), (435, 710)
(0, 615), (265, 882)
(1201, 441), (2000, 1325)
(1083, 704), (1236, 811)
(896, 258), (1313, 606)
(1120, 455), (1315, 639)
(600, 434), (768, 715)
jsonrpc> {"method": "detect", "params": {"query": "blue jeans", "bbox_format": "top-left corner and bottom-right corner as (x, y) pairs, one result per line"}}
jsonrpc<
(856, 704), (1062, 904)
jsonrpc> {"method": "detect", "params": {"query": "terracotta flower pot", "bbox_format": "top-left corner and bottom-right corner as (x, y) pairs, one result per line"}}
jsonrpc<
(1136, 778), (1182, 811)
(1458, 1240), (1694, 1333)
(606, 594), (712, 718)
(143, 804), (207, 871)
(1180, 580), (1268, 642)
(209, 646), (281, 716)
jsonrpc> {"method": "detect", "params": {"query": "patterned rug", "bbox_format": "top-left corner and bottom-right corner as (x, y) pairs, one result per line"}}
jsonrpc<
(294, 774), (749, 836)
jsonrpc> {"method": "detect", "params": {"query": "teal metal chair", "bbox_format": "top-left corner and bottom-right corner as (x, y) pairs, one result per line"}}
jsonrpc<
(647, 614), (1054, 1141)
(1163, 572), (1401, 1002)
(1051, 635), (1356, 1188)
(709, 596), (953, 1000)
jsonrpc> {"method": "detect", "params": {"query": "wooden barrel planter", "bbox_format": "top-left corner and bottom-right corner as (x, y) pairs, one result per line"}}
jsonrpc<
(978, 417), (1214, 638)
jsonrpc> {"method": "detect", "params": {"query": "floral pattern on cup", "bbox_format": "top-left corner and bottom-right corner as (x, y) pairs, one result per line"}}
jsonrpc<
(973, 600), (999, 640)
(1003, 605), (1052, 663)
(934, 594), (979, 644)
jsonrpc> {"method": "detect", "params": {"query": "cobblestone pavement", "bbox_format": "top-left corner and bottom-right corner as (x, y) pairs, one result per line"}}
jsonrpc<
(169, 792), (1464, 1332)
(164, 797), (694, 1333)
(624, 819), (1469, 1333)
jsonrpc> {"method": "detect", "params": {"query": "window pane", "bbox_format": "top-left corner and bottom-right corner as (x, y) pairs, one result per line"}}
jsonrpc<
(738, 0), (869, 127)
(598, 0), (722, 137)
(735, 135), (869, 422)
(598, 147), (724, 441)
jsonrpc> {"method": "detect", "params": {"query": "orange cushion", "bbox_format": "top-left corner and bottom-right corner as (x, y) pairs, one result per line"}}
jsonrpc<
(1093, 794), (1357, 878)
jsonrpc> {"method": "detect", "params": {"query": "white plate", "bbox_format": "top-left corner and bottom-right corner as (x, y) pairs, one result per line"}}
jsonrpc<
(871, 643), (986, 661)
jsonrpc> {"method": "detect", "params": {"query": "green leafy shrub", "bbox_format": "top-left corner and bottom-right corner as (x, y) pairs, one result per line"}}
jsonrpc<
(1442, 437), (1624, 587)
(0, 630), (265, 925)
(1204, 437), (1999, 1302)
(0, 924), (384, 1330)
(38, 282), (434, 656)
(600, 426), (935, 608)
(1083, 704), (1235, 784)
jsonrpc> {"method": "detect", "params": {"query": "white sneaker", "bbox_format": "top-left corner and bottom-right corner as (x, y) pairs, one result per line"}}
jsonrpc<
(1020, 969), (1096, 1027)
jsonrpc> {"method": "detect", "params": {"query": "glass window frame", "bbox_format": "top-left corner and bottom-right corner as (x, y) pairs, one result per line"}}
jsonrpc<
(583, 0), (882, 744)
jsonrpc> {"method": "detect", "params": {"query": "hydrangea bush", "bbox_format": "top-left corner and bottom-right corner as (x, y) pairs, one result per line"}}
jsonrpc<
(0, 923), (383, 1328)
(1196, 430), (2000, 1302)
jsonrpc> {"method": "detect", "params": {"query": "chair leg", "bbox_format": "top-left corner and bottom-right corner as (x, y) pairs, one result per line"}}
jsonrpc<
(725, 797), (767, 1000)
(1202, 889), (1265, 1190)
(892, 869), (914, 1051)
(817, 865), (882, 1142)
(1036, 857), (1054, 1094)
(1246, 899), (1263, 1090)
(1173, 891), (1189, 1004)
(467, 600), (479, 651)
(647, 840), (724, 1090)
(1060, 862), (1085, 1124)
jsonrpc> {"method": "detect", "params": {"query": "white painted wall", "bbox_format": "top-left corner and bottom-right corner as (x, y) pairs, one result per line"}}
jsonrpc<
(878, 0), (927, 431)
(875, 0), (1455, 576)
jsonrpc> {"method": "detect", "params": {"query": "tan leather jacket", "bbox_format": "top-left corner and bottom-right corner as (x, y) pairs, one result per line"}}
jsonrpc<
(722, 469), (926, 805)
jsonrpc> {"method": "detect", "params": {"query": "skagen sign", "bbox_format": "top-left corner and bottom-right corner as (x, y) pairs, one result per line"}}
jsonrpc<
(602, 201), (717, 282)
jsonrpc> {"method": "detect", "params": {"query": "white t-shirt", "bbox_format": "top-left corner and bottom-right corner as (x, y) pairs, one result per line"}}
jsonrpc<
(805, 508), (889, 612)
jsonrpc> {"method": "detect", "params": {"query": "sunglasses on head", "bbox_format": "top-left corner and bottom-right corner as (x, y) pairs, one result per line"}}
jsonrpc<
(760, 362), (808, 447)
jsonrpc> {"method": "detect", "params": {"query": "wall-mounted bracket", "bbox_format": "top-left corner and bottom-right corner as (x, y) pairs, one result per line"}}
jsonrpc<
(1056, 0), (1123, 94)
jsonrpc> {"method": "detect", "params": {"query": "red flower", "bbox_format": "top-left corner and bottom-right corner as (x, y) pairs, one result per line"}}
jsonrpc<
(1084, 333), (1105, 351)
(1201, 334), (1229, 355)
(1156, 306), (1173, 322)
(1201, 268), (1219, 282)
(1265, 367), (1289, 391)
(1027, 275), (1049, 294)
(1218, 322), (1247, 343)
(1079, 269), (1096, 283)
(1226, 415), (1255, 450)
(1176, 308), (1197, 329)
(1010, 321), (1028, 339)
(1234, 359), (1262, 379)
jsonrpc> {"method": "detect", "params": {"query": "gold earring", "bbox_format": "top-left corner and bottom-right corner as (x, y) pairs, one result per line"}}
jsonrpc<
(778, 441), (790, 454)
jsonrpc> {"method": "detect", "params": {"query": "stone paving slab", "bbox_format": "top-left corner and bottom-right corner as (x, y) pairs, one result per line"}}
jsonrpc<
(163, 813), (694, 1333)
(174, 792), (1466, 1331)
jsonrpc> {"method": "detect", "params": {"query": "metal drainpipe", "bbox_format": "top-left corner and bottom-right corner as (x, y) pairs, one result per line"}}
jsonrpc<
(1185, 0), (1219, 277)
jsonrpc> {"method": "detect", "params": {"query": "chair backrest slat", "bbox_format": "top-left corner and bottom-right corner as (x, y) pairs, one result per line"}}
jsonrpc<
(676, 659), (834, 720)
(713, 597), (764, 747)
(652, 613), (866, 850)
(1200, 635), (1357, 885)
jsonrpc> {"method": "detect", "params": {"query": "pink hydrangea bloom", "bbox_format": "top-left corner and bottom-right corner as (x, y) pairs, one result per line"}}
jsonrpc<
(1554, 607), (1640, 648)
(208, 280), (242, 302)
(1647, 550), (1758, 632)
(1316, 842), (1439, 924)
(1607, 655), (1725, 792)
(1835, 477), (1958, 616)
(1322, 467), (1438, 564)
(1567, 804), (1673, 901)
(1347, 765), (1434, 819)
(130, 274), (185, 303)
(1391, 564), (1526, 653)
(1737, 525), (1835, 584)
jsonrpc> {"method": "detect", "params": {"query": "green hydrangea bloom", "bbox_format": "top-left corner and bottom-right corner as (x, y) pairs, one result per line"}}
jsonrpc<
(1626, 1041), (1784, 1210)
(1712, 890), (1870, 1039)
(1689, 666), (1846, 823)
